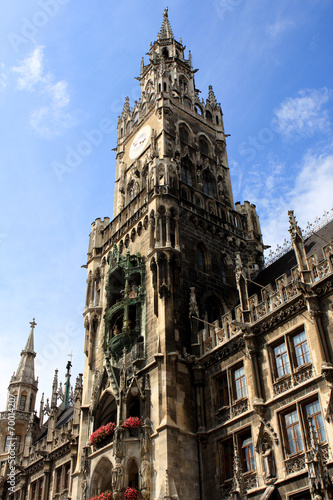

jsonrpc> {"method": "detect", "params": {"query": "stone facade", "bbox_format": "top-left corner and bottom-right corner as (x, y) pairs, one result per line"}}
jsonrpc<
(1, 9), (333, 500)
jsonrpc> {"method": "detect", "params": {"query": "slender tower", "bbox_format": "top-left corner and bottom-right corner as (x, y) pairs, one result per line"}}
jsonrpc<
(0, 319), (39, 496)
(74, 10), (263, 500)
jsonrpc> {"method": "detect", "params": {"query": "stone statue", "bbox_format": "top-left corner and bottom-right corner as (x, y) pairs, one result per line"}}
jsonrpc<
(140, 455), (151, 490)
(262, 439), (275, 482)
(112, 458), (124, 492)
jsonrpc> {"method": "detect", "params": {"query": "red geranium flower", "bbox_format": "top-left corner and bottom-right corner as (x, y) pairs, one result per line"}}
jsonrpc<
(122, 417), (143, 429)
(123, 487), (140, 500)
(89, 422), (116, 446)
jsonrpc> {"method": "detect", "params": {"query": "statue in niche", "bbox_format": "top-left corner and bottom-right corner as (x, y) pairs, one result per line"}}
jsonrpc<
(140, 455), (151, 490)
(112, 458), (124, 492)
(262, 437), (276, 483)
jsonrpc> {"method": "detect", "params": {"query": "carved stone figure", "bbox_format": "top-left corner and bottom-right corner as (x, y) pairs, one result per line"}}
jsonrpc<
(140, 455), (151, 490)
(262, 439), (276, 482)
(112, 458), (124, 492)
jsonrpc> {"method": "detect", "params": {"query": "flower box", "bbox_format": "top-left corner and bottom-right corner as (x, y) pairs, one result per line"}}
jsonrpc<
(122, 417), (143, 429)
(89, 422), (116, 446)
(123, 487), (140, 500)
(88, 490), (113, 500)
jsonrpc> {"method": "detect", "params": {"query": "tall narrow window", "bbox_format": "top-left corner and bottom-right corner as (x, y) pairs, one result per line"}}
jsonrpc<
(233, 365), (247, 400)
(221, 439), (234, 480)
(273, 341), (290, 378)
(305, 400), (326, 443)
(64, 462), (71, 490)
(217, 373), (229, 408)
(199, 137), (209, 156)
(284, 409), (303, 455)
(197, 244), (207, 272)
(292, 331), (310, 367)
(19, 395), (26, 411)
(241, 434), (255, 472)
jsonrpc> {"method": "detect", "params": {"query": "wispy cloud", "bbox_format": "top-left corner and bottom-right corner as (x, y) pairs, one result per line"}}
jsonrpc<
(0, 63), (8, 91)
(12, 46), (44, 90)
(259, 148), (333, 249)
(11, 46), (77, 138)
(274, 88), (331, 139)
(266, 19), (294, 39)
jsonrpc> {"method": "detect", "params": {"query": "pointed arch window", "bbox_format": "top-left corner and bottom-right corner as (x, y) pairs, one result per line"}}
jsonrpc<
(181, 158), (193, 186)
(199, 136), (209, 156)
(179, 124), (190, 144)
(202, 171), (214, 197)
(197, 244), (207, 272)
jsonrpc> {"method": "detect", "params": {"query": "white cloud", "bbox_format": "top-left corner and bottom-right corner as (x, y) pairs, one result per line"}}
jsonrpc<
(274, 88), (331, 139)
(260, 148), (333, 250)
(11, 46), (77, 138)
(266, 19), (293, 39)
(12, 46), (44, 90)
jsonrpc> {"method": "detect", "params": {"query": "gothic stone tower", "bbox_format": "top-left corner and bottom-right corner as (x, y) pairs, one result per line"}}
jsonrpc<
(0, 319), (39, 497)
(74, 10), (263, 500)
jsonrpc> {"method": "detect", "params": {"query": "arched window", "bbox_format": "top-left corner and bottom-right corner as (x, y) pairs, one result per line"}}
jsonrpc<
(199, 136), (209, 156)
(94, 392), (117, 430)
(162, 47), (169, 58)
(195, 105), (203, 116)
(202, 171), (214, 197)
(205, 110), (212, 122)
(195, 195), (202, 207)
(197, 244), (207, 272)
(181, 187), (189, 200)
(90, 458), (112, 497)
(128, 460), (139, 489)
(216, 115), (219, 125)
(181, 158), (193, 186)
(179, 124), (190, 144)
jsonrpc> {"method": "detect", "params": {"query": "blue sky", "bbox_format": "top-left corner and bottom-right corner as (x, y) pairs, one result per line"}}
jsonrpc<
(0, 0), (332, 410)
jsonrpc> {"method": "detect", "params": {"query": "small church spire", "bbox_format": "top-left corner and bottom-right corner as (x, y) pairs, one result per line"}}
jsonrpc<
(158, 8), (174, 40)
(14, 318), (37, 383)
(208, 85), (217, 106)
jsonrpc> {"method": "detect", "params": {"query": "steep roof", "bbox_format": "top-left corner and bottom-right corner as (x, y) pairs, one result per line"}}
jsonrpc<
(249, 219), (333, 295)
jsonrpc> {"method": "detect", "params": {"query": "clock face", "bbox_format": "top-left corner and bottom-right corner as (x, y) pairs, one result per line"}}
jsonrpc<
(129, 125), (151, 160)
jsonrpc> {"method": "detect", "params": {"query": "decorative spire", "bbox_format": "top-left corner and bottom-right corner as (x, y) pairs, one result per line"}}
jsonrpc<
(14, 318), (37, 384)
(208, 85), (217, 106)
(158, 8), (174, 40)
(64, 360), (72, 409)
(122, 96), (130, 116)
(51, 369), (58, 408)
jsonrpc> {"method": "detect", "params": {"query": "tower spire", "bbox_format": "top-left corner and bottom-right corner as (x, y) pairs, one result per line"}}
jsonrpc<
(14, 318), (37, 384)
(158, 8), (174, 40)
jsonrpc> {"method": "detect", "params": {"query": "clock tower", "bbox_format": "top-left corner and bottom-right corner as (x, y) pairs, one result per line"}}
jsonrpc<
(75, 9), (264, 500)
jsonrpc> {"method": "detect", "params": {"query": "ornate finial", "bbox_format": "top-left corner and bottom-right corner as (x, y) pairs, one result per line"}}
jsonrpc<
(67, 351), (74, 363)
(158, 7), (174, 40)
(122, 96), (130, 116)
(288, 210), (303, 242)
(208, 85), (217, 105)
(30, 318), (37, 329)
(189, 287), (199, 318)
